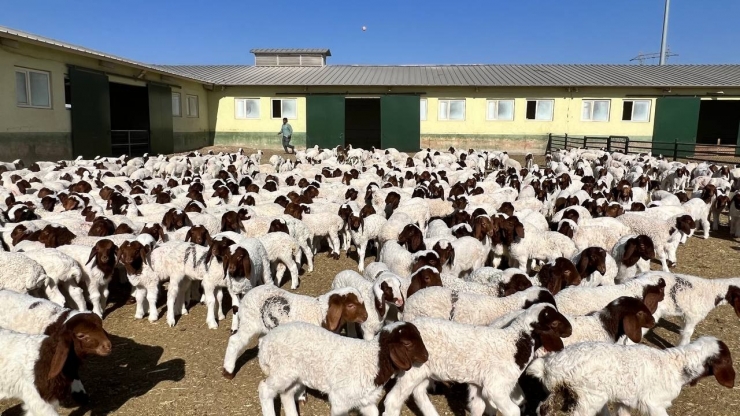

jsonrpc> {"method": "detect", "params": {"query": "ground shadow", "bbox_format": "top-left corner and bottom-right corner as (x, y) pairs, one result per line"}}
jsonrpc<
(69, 333), (186, 416)
(645, 330), (675, 350)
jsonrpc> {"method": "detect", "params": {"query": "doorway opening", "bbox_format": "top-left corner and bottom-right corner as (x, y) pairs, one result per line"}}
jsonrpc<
(345, 98), (381, 149)
(696, 100), (740, 145)
(109, 82), (150, 156)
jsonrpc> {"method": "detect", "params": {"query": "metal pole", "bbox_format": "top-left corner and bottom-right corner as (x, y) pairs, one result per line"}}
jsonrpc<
(659, 0), (671, 65)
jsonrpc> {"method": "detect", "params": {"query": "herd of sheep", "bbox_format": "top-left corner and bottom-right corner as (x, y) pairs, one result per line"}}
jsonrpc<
(0, 145), (739, 416)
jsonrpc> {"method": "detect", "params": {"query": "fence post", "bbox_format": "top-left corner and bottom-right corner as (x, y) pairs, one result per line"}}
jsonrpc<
(624, 137), (630, 154)
(546, 133), (552, 153)
(583, 136), (588, 149)
(564, 133), (569, 149)
(607, 136), (612, 152)
(673, 139), (679, 161)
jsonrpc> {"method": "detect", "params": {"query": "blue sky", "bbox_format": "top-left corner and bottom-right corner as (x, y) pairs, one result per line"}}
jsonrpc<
(2, 0), (739, 65)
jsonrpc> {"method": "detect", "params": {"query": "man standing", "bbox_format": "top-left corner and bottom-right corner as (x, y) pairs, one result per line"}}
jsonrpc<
(277, 117), (295, 154)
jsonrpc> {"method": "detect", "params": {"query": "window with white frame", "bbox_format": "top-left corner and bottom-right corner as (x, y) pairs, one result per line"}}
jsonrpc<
(271, 98), (297, 119)
(186, 95), (199, 117)
(235, 98), (260, 119)
(172, 92), (181, 117)
(438, 99), (465, 120)
(15, 68), (51, 109)
(622, 100), (651, 122)
(525, 99), (554, 121)
(420, 98), (427, 121)
(581, 99), (610, 122)
(486, 99), (515, 120)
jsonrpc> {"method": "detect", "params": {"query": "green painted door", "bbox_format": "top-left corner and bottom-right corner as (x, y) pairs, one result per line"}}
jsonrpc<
(148, 84), (174, 155)
(381, 95), (420, 152)
(69, 67), (111, 159)
(306, 95), (345, 149)
(652, 97), (700, 158)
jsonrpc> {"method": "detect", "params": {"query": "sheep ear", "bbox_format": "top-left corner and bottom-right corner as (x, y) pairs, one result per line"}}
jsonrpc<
(220, 215), (229, 232)
(515, 224), (525, 239)
(48, 336), (70, 380)
(140, 245), (151, 267)
(323, 294), (344, 332)
(205, 234), (213, 248)
(389, 343), (413, 371)
(241, 253), (252, 279)
(184, 230), (192, 242)
(539, 332), (564, 353)
(623, 240), (637, 266)
(374, 296), (386, 317)
(622, 314), (643, 343)
(448, 248), (455, 267)
(162, 212), (172, 230)
(577, 254), (589, 277)
(86, 246), (98, 266)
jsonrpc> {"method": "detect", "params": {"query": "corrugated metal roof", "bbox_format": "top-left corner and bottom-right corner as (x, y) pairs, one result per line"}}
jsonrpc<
(0, 25), (204, 83)
(5, 25), (740, 89)
(152, 64), (740, 88)
(250, 48), (331, 56)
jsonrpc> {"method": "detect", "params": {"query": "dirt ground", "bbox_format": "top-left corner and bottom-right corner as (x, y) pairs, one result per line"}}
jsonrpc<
(2, 148), (740, 416)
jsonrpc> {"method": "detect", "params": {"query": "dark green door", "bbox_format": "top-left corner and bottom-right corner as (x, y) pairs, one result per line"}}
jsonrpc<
(148, 84), (174, 155)
(381, 95), (420, 152)
(69, 67), (111, 159)
(652, 97), (700, 158)
(306, 95), (345, 149)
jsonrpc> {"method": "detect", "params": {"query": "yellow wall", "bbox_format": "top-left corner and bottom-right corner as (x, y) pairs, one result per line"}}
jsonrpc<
(208, 87), (306, 133)
(0, 40), (209, 135)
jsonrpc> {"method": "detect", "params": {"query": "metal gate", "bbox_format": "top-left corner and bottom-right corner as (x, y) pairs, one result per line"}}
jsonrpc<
(111, 130), (150, 157)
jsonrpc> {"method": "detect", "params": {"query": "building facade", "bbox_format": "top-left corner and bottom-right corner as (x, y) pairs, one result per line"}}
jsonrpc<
(3, 25), (740, 161)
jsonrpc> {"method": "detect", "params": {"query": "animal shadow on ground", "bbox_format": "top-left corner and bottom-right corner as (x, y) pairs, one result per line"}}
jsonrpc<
(3, 334), (185, 416)
(73, 333), (185, 416)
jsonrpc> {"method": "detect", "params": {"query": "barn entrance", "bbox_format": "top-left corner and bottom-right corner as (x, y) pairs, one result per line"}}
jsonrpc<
(345, 98), (381, 149)
(109, 82), (150, 157)
(696, 100), (740, 145)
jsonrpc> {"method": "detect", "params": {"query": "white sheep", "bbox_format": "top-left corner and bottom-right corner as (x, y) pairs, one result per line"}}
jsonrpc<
(18, 248), (86, 311)
(0, 289), (112, 404)
(383, 304), (572, 416)
(56, 240), (118, 318)
(347, 213), (387, 272)
(571, 246), (618, 287)
(258, 232), (302, 289)
(508, 230), (577, 272)
(222, 285), (369, 377)
(529, 337), (734, 416)
(255, 321), (428, 416)
(331, 270), (405, 340)
(554, 275), (666, 317)
(402, 286), (556, 326)
(638, 271), (740, 346)
(0, 251), (58, 304)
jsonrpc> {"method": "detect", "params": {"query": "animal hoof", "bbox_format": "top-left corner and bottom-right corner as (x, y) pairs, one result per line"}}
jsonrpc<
(126, 296), (137, 305)
(230, 330), (237, 336)
(222, 368), (235, 380)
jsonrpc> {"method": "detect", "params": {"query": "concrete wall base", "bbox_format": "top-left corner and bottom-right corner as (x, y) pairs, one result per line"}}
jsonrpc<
(213, 132), (307, 150)
(0, 133), (72, 163)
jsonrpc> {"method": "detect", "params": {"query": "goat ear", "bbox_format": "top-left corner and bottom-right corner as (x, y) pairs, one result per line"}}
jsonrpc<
(712, 342), (736, 389)
(389, 342), (413, 371)
(185, 230), (192, 242)
(205, 234), (213, 248)
(323, 294), (344, 332)
(48, 336), (70, 379)
(448, 247), (455, 267)
(622, 313), (643, 343)
(184, 214), (193, 227)
(220, 215), (229, 232)
(241, 253), (252, 279)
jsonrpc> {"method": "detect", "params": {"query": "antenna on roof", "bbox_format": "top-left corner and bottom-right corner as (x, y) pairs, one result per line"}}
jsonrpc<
(630, 48), (678, 65)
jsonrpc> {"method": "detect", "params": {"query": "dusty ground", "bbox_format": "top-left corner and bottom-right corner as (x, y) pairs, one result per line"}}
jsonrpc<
(2, 148), (740, 415)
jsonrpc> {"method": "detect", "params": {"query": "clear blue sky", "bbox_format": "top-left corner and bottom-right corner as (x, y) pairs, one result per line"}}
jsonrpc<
(2, 0), (739, 65)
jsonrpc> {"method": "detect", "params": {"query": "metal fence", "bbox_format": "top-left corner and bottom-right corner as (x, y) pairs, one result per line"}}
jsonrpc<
(546, 133), (740, 165)
(111, 130), (150, 157)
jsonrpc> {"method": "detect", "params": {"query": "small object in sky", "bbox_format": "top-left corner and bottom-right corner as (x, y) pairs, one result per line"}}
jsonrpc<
(362, 26), (367, 31)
